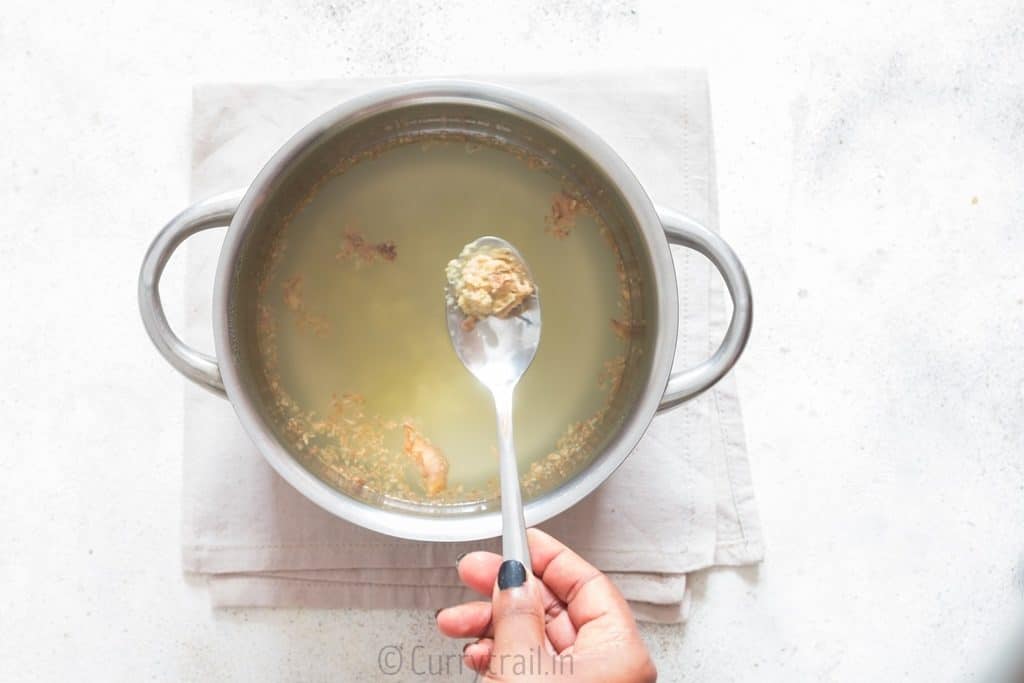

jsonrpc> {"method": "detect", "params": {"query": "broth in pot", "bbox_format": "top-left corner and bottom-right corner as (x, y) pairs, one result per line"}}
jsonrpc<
(248, 136), (639, 509)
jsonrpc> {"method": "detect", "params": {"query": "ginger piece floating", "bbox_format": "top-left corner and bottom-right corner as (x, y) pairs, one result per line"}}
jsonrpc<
(446, 246), (535, 321)
(610, 317), (644, 340)
(402, 423), (449, 496)
(279, 275), (330, 337)
(282, 276), (304, 312)
(545, 191), (583, 239)
(336, 227), (397, 266)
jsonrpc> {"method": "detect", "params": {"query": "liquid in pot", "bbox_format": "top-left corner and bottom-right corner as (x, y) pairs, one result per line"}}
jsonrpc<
(251, 137), (638, 508)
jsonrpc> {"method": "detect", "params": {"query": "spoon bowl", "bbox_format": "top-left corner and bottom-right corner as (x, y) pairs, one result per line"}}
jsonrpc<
(445, 236), (542, 388)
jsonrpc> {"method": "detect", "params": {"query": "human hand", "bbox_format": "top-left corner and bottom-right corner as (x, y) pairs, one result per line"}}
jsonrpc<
(435, 528), (656, 682)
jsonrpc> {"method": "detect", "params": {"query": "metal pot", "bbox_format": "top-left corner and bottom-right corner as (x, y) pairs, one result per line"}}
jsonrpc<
(138, 81), (752, 541)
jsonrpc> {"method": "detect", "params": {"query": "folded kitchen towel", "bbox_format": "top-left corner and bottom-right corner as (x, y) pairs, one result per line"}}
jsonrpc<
(182, 69), (762, 623)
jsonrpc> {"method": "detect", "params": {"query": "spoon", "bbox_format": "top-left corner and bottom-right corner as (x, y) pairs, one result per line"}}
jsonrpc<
(445, 236), (541, 574)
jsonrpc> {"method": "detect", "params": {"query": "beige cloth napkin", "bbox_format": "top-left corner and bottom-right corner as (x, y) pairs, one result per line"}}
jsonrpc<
(183, 70), (762, 624)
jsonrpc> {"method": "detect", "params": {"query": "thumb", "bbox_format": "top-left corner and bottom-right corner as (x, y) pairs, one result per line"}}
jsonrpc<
(490, 560), (547, 658)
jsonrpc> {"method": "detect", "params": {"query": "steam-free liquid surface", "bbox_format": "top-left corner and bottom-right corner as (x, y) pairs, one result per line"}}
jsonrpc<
(254, 138), (630, 505)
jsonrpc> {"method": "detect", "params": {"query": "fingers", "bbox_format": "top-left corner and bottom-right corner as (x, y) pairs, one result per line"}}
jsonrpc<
(435, 601), (491, 638)
(462, 637), (493, 673)
(445, 532), (628, 655)
(526, 528), (634, 629)
(490, 560), (547, 655)
(437, 595), (576, 653)
(544, 604), (578, 653)
(458, 550), (565, 626)
(455, 550), (504, 595)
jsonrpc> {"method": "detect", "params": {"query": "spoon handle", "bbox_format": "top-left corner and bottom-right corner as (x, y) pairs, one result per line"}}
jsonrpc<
(492, 386), (532, 576)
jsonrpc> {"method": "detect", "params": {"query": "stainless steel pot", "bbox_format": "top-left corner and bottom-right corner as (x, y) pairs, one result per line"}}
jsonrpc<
(138, 81), (752, 541)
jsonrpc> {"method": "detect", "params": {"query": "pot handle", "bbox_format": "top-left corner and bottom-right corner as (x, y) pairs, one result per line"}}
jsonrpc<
(657, 207), (753, 411)
(138, 190), (244, 397)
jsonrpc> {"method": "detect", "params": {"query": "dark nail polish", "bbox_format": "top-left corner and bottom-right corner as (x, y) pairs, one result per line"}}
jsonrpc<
(497, 559), (527, 590)
(455, 551), (469, 567)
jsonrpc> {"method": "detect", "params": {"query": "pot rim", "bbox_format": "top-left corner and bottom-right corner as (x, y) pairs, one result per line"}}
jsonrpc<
(211, 79), (678, 541)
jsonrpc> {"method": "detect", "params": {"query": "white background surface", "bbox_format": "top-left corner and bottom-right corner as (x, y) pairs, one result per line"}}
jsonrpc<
(1, 1), (1022, 680)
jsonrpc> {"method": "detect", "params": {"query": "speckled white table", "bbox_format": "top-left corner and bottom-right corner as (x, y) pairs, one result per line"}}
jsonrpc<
(2, 1), (1023, 680)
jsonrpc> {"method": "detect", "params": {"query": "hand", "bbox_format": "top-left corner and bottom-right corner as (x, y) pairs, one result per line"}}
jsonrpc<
(435, 528), (657, 682)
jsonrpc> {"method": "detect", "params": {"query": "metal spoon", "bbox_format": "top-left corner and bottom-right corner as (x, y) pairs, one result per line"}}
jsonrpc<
(444, 236), (541, 574)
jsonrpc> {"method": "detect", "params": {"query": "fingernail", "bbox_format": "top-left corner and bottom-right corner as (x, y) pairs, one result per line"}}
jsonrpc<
(455, 551), (469, 568)
(497, 559), (527, 590)
(434, 607), (444, 621)
(462, 641), (474, 654)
